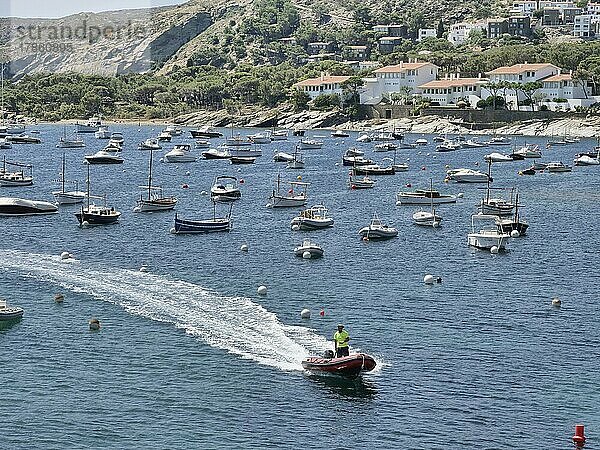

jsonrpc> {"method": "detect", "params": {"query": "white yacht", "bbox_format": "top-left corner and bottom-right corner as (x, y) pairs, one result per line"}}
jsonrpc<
(247, 131), (271, 144)
(484, 152), (513, 163)
(513, 143), (541, 158)
(298, 139), (323, 150)
(545, 161), (572, 173)
(445, 168), (490, 183)
(164, 144), (197, 163)
(139, 138), (161, 150)
(94, 127), (111, 139)
(294, 239), (324, 258)
(267, 174), (309, 208)
(290, 204), (334, 230)
(468, 214), (510, 251)
(52, 153), (86, 205)
(396, 189), (457, 205)
(210, 176), (241, 202)
(77, 116), (103, 133)
(358, 213), (398, 240)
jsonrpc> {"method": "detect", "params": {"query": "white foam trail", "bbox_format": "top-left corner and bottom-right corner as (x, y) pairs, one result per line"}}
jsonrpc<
(0, 250), (330, 371)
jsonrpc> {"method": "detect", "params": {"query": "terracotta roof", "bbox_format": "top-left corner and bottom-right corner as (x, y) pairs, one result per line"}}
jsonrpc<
(542, 74), (572, 82)
(293, 76), (351, 87)
(373, 62), (435, 73)
(419, 78), (485, 89)
(487, 63), (559, 75)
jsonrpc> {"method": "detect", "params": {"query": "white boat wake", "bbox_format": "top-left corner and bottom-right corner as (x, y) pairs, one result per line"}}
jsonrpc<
(0, 250), (330, 371)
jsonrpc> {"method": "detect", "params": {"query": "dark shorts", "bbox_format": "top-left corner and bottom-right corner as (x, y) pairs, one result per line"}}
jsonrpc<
(336, 347), (349, 358)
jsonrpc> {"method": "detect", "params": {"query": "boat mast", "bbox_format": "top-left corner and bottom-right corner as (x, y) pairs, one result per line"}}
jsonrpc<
(0, 62), (4, 126)
(61, 152), (66, 194)
(147, 148), (153, 201)
(430, 178), (434, 215)
(486, 160), (492, 204)
(86, 162), (91, 210)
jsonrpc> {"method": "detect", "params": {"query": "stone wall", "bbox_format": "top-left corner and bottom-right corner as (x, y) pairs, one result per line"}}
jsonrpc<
(367, 104), (583, 125)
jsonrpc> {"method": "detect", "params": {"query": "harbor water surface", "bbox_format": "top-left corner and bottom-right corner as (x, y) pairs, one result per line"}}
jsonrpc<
(1, 125), (599, 448)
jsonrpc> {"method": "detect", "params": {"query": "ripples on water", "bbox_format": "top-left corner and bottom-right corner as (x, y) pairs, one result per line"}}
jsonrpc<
(1, 125), (599, 448)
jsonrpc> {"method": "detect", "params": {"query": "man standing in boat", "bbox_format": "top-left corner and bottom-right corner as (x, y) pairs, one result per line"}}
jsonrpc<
(334, 324), (350, 358)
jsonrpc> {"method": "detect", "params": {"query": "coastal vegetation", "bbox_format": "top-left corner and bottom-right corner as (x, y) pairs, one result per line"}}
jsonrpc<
(3, 0), (600, 121)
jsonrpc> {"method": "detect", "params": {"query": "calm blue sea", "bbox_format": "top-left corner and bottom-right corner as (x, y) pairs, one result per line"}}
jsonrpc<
(1, 124), (599, 449)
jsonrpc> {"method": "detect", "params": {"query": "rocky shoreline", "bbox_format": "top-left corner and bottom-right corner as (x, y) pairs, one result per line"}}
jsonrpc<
(173, 105), (600, 139)
(39, 106), (600, 140)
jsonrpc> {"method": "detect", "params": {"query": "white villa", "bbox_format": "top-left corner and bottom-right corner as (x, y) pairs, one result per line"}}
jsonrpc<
(360, 61), (439, 104)
(487, 63), (560, 84)
(482, 63), (561, 107)
(418, 76), (487, 106)
(538, 73), (596, 110)
(510, 1), (539, 16)
(417, 28), (437, 42)
(292, 74), (350, 100)
(573, 14), (593, 36)
(539, 0), (576, 12)
(447, 22), (486, 45)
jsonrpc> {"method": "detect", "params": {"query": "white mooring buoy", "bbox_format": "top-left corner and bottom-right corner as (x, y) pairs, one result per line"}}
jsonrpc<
(240, 244), (249, 252)
(423, 274), (435, 285)
(257, 285), (268, 296)
(300, 308), (311, 319)
(552, 297), (561, 307)
(302, 251), (312, 259)
(490, 246), (499, 254)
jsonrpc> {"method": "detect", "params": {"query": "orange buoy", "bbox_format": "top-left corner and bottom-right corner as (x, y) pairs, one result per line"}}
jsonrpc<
(573, 424), (586, 446)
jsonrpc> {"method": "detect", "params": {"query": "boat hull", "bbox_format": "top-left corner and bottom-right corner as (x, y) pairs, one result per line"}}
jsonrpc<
(467, 234), (508, 250)
(173, 215), (231, 233)
(136, 198), (177, 212)
(0, 308), (24, 321)
(0, 197), (58, 216)
(85, 156), (124, 164)
(164, 156), (197, 163)
(53, 191), (86, 205)
(294, 246), (323, 257)
(396, 194), (456, 205)
(358, 226), (398, 239)
(190, 130), (223, 138)
(75, 208), (121, 225)
(302, 353), (376, 379)
(353, 166), (395, 176)
(290, 217), (334, 230)
(269, 196), (307, 208)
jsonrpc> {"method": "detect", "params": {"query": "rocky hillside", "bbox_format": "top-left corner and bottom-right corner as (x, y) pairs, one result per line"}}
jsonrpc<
(4, 0), (217, 77)
(3, 0), (507, 78)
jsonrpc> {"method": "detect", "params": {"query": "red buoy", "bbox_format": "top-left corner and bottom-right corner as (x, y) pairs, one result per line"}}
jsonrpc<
(182, 184), (189, 189)
(319, 309), (325, 317)
(573, 424), (586, 446)
(351, 185), (356, 190)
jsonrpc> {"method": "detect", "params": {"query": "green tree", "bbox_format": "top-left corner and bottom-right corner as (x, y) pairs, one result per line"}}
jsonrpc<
(436, 20), (445, 39)
(290, 88), (310, 111)
(312, 93), (340, 110)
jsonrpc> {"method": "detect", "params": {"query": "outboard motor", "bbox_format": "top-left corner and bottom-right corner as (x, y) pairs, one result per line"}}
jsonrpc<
(323, 350), (334, 359)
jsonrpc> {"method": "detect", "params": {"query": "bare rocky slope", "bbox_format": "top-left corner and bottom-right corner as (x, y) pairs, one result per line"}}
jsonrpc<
(3, 0), (506, 77)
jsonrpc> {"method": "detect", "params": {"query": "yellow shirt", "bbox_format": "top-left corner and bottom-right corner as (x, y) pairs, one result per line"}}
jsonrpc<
(334, 330), (349, 347)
